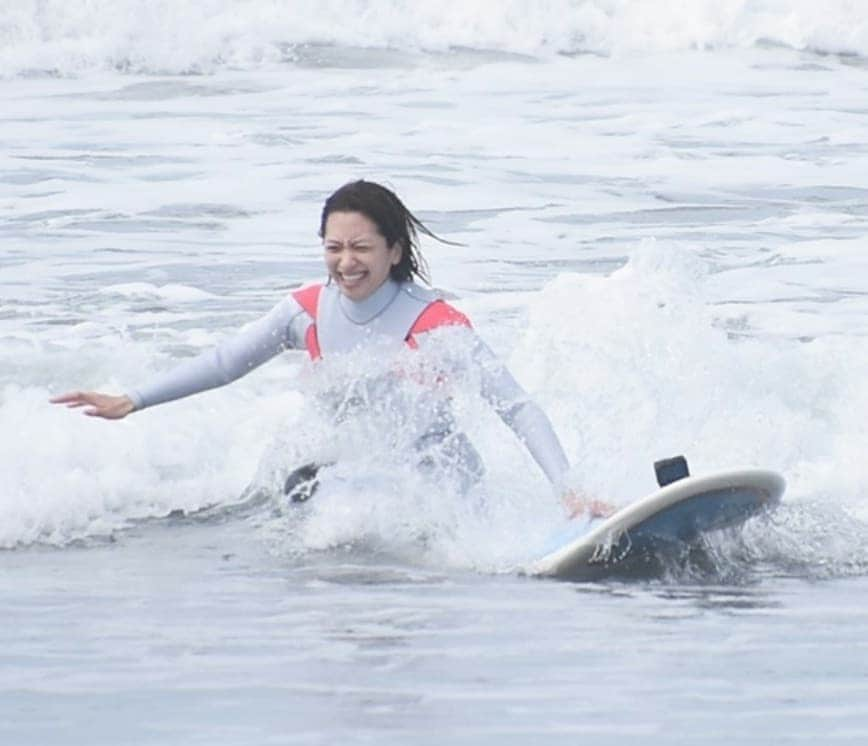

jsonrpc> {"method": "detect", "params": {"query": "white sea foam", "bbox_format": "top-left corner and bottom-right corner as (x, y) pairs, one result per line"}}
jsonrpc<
(4, 239), (868, 566)
(510, 241), (868, 516)
(96, 282), (219, 302)
(0, 332), (304, 548)
(2, 0), (868, 77)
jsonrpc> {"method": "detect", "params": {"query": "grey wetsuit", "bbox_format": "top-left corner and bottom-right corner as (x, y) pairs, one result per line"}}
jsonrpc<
(127, 278), (570, 487)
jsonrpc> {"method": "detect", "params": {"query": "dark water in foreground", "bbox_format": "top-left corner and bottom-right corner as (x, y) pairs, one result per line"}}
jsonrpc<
(2, 511), (866, 746)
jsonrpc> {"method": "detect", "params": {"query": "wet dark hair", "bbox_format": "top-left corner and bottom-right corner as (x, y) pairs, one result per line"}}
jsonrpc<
(320, 180), (448, 284)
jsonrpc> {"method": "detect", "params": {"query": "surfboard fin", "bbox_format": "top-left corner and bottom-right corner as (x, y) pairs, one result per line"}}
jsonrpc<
(654, 455), (689, 487)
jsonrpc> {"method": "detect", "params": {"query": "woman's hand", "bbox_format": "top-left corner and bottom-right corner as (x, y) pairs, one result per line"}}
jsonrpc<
(562, 490), (616, 520)
(50, 391), (136, 420)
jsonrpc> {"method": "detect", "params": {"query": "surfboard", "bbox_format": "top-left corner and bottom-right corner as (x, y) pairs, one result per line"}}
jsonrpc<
(526, 460), (785, 581)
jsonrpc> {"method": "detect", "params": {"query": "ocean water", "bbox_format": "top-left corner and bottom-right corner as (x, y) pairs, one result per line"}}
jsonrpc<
(3, 1), (868, 743)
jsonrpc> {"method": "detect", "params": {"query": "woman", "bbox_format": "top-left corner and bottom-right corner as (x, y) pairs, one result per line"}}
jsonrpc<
(53, 180), (607, 515)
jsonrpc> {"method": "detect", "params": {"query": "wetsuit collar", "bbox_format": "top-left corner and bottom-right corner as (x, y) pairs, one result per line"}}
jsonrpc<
(337, 277), (401, 324)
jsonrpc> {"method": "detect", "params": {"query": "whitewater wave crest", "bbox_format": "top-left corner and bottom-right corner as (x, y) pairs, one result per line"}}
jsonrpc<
(3, 0), (868, 77)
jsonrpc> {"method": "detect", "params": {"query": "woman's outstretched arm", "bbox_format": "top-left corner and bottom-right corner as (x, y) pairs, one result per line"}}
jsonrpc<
(51, 293), (309, 419)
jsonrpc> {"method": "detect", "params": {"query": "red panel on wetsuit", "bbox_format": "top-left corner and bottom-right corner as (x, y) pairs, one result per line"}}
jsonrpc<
(292, 284), (322, 360)
(406, 300), (471, 348)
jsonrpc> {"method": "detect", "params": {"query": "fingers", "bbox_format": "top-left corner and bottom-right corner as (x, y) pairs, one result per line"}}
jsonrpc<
(50, 391), (84, 404)
(589, 501), (616, 518)
(51, 391), (105, 408)
(563, 490), (617, 520)
(50, 390), (112, 417)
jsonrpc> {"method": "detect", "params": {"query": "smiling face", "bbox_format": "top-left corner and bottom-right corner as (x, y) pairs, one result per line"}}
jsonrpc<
(323, 210), (402, 301)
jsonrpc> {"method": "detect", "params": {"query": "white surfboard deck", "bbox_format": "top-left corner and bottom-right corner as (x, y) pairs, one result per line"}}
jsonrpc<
(526, 468), (785, 580)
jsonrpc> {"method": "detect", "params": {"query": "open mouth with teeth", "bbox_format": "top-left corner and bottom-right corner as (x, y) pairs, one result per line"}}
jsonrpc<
(335, 271), (370, 294)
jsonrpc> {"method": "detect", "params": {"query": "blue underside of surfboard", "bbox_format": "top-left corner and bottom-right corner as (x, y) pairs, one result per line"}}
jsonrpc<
(591, 487), (772, 575)
(527, 469), (786, 581)
(628, 486), (772, 544)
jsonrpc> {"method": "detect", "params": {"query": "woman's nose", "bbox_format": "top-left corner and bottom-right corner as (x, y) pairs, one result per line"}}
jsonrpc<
(338, 250), (358, 268)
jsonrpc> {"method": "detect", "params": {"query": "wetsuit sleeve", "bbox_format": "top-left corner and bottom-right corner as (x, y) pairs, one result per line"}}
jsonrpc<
(127, 294), (310, 411)
(471, 334), (571, 487)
